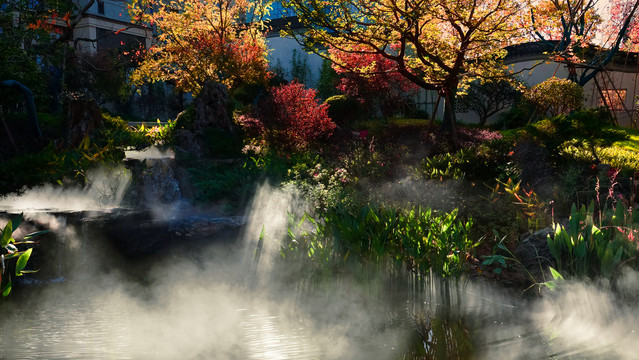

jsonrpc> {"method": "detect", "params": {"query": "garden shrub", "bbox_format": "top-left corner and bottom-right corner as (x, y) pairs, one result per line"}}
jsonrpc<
(137, 120), (177, 146)
(235, 113), (265, 138)
(284, 159), (353, 211)
(100, 112), (150, 148)
(231, 82), (268, 110)
(417, 138), (520, 182)
(188, 161), (257, 207)
(455, 127), (504, 149)
(324, 95), (360, 127)
(423, 125), (503, 155)
(343, 142), (389, 180)
(174, 106), (196, 130)
(565, 146), (639, 174)
(248, 81), (335, 151)
(527, 107), (627, 163)
(317, 57), (339, 100)
(201, 127), (244, 158)
(524, 77), (584, 119)
(271, 81), (335, 146)
(495, 100), (537, 129)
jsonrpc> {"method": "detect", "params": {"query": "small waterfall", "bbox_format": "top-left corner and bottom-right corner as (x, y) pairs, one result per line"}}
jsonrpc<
(124, 147), (185, 210)
(137, 158), (182, 205)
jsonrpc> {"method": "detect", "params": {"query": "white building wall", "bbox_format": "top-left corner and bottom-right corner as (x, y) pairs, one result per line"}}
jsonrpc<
(266, 35), (323, 87)
(456, 58), (639, 127)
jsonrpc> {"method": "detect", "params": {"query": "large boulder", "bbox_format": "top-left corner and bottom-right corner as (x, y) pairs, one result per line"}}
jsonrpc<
(174, 129), (203, 158)
(193, 81), (232, 132)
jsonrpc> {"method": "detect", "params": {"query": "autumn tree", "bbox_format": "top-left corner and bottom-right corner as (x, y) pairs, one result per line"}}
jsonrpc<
(283, 0), (525, 133)
(607, 0), (639, 52)
(128, 0), (272, 96)
(329, 45), (419, 118)
(528, 0), (639, 86)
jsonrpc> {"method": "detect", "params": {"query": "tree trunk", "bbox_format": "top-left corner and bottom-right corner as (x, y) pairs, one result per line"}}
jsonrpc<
(441, 81), (458, 137)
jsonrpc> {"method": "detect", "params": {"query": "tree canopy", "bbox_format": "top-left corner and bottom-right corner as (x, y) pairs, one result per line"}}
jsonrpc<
(129, 0), (272, 95)
(283, 0), (525, 132)
(528, 0), (639, 86)
(607, 0), (639, 52)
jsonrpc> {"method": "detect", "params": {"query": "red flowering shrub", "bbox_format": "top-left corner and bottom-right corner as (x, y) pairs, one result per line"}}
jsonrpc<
(270, 81), (336, 150)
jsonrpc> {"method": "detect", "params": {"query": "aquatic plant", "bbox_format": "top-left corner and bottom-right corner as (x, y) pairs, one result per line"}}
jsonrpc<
(547, 201), (638, 279)
(1, 214), (49, 297)
(282, 204), (478, 279)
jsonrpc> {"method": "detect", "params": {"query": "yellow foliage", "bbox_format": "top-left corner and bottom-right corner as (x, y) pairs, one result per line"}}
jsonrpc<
(128, 0), (272, 95)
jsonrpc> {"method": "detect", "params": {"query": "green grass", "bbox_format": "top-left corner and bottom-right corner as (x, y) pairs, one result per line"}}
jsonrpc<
(611, 127), (639, 152)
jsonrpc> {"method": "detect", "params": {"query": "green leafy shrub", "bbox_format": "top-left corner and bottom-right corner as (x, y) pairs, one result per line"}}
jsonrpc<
(100, 112), (150, 148)
(283, 204), (477, 279)
(324, 94), (360, 127)
(201, 127), (244, 158)
(187, 151), (322, 207)
(495, 100), (537, 129)
(524, 77), (584, 119)
(284, 160), (353, 211)
(188, 161), (258, 206)
(526, 107), (627, 163)
(174, 106), (196, 130)
(317, 57), (339, 100)
(416, 138), (519, 182)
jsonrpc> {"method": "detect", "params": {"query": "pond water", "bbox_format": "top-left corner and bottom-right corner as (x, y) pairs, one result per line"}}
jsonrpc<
(1, 168), (639, 359)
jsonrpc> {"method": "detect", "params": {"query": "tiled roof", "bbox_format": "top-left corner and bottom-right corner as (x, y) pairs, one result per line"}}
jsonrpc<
(504, 40), (639, 70)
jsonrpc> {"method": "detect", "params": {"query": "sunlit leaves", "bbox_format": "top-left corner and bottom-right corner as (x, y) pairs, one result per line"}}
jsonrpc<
(15, 248), (32, 277)
(129, 0), (272, 95)
(270, 81), (336, 149)
(1, 220), (14, 248)
(286, 0), (524, 129)
(527, 0), (602, 45)
(1, 213), (49, 297)
(328, 44), (418, 116)
(606, 0), (639, 51)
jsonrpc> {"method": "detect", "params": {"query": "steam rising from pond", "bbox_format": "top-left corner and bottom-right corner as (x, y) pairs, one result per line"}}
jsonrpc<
(1, 182), (638, 359)
(0, 165), (132, 212)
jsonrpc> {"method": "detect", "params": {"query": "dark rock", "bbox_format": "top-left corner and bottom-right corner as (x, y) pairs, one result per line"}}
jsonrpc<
(124, 157), (182, 207)
(194, 81), (232, 132)
(514, 227), (554, 283)
(174, 129), (203, 158)
(98, 211), (245, 256)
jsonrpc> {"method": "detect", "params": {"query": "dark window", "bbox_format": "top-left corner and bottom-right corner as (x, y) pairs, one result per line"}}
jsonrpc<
(96, 28), (145, 52)
(97, 1), (105, 15)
